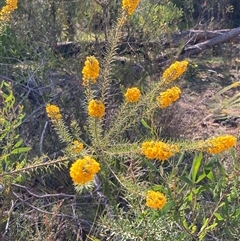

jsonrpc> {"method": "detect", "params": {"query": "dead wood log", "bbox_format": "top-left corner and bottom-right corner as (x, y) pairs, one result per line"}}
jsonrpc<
(178, 26), (240, 58)
(167, 29), (240, 48)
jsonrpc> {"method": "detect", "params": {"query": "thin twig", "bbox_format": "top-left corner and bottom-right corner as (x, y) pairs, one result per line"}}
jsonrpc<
(12, 183), (75, 199)
(39, 121), (48, 155)
(2, 200), (15, 238)
(12, 191), (91, 226)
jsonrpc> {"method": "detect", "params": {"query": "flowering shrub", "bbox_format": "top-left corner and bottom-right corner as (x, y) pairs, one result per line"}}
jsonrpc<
(1, 1), (240, 240)
(40, 2), (238, 238)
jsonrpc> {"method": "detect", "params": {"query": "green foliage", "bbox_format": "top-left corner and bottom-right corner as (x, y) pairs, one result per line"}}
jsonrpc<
(172, 0), (239, 28)
(0, 81), (30, 176)
(0, 25), (19, 62)
(132, 0), (183, 39)
(172, 153), (240, 240)
(99, 152), (240, 240)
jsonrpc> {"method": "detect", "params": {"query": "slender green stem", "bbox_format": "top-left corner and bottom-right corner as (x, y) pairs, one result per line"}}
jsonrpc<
(103, 81), (166, 142)
(0, 157), (69, 178)
(94, 118), (100, 148)
(101, 12), (128, 105)
(197, 194), (225, 239)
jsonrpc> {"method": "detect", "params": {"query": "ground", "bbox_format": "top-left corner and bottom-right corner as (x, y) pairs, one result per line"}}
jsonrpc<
(169, 48), (240, 141)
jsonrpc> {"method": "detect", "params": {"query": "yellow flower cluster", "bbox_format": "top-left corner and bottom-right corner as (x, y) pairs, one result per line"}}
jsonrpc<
(46, 104), (62, 120)
(142, 141), (179, 161)
(72, 140), (84, 154)
(125, 87), (141, 103)
(204, 135), (237, 154)
(82, 56), (100, 86)
(88, 99), (105, 118)
(0, 0), (18, 21)
(70, 156), (100, 185)
(146, 190), (166, 209)
(122, 0), (140, 15)
(162, 60), (188, 84)
(156, 86), (181, 108)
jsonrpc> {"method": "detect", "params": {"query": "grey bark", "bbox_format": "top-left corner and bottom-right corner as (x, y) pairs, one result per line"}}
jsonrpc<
(179, 26), (240, 58)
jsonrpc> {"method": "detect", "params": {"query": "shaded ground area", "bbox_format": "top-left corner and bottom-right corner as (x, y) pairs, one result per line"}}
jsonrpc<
(162, 48), (240, 141)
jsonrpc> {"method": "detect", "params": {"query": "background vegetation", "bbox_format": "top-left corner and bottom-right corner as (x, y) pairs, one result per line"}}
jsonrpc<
(1, 0), (240, 240)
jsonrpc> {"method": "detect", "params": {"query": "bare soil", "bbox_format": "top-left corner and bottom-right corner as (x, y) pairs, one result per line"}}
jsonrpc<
(168, 48), (240, 141)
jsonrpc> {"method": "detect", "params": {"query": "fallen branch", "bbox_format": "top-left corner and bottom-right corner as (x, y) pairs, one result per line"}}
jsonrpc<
(179, 26), (240, 58)
(167, 29), (240, 48)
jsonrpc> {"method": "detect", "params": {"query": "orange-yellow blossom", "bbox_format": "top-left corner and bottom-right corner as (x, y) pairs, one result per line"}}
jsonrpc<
(70, 156), (100, 185)
(46, 104), (62, 120)
(146, 190), (167, 209)
(72, 140), (84, 154)
(205, 135), (237, 154)
(122, 0), (140, 15)
(162, 60), (188, 84)
(88, 99), (105, 118)
(157, 86), (181, 108)
(0, 0), (18, 21)
(142, 141), (179, 161)
(232, 81), (240, 88)
(125, 87), (141, 103)
(82, 56), (100, 86)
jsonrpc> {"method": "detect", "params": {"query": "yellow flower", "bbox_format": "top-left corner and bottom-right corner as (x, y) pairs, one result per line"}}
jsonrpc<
(162, 60), (188, 84)
(125, 87), (141, 103)
(142, 141), (179, 161)
(70, 156), (100, 185)
(72, 140), (84, 154)
(6, 0), (18, 10)
(205, 135), (237, 154)
(232, 81), (240, 88)
(146, 190), (166, 209)
(82, 56), (100, 86)
(88, 99), (105, 118)
(0, 0), (18, 21)
(46, 104), (62, 120)
(156, 87), (181, 108)
(221, 109), (227, 114)
(122, 0), (140, 15)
